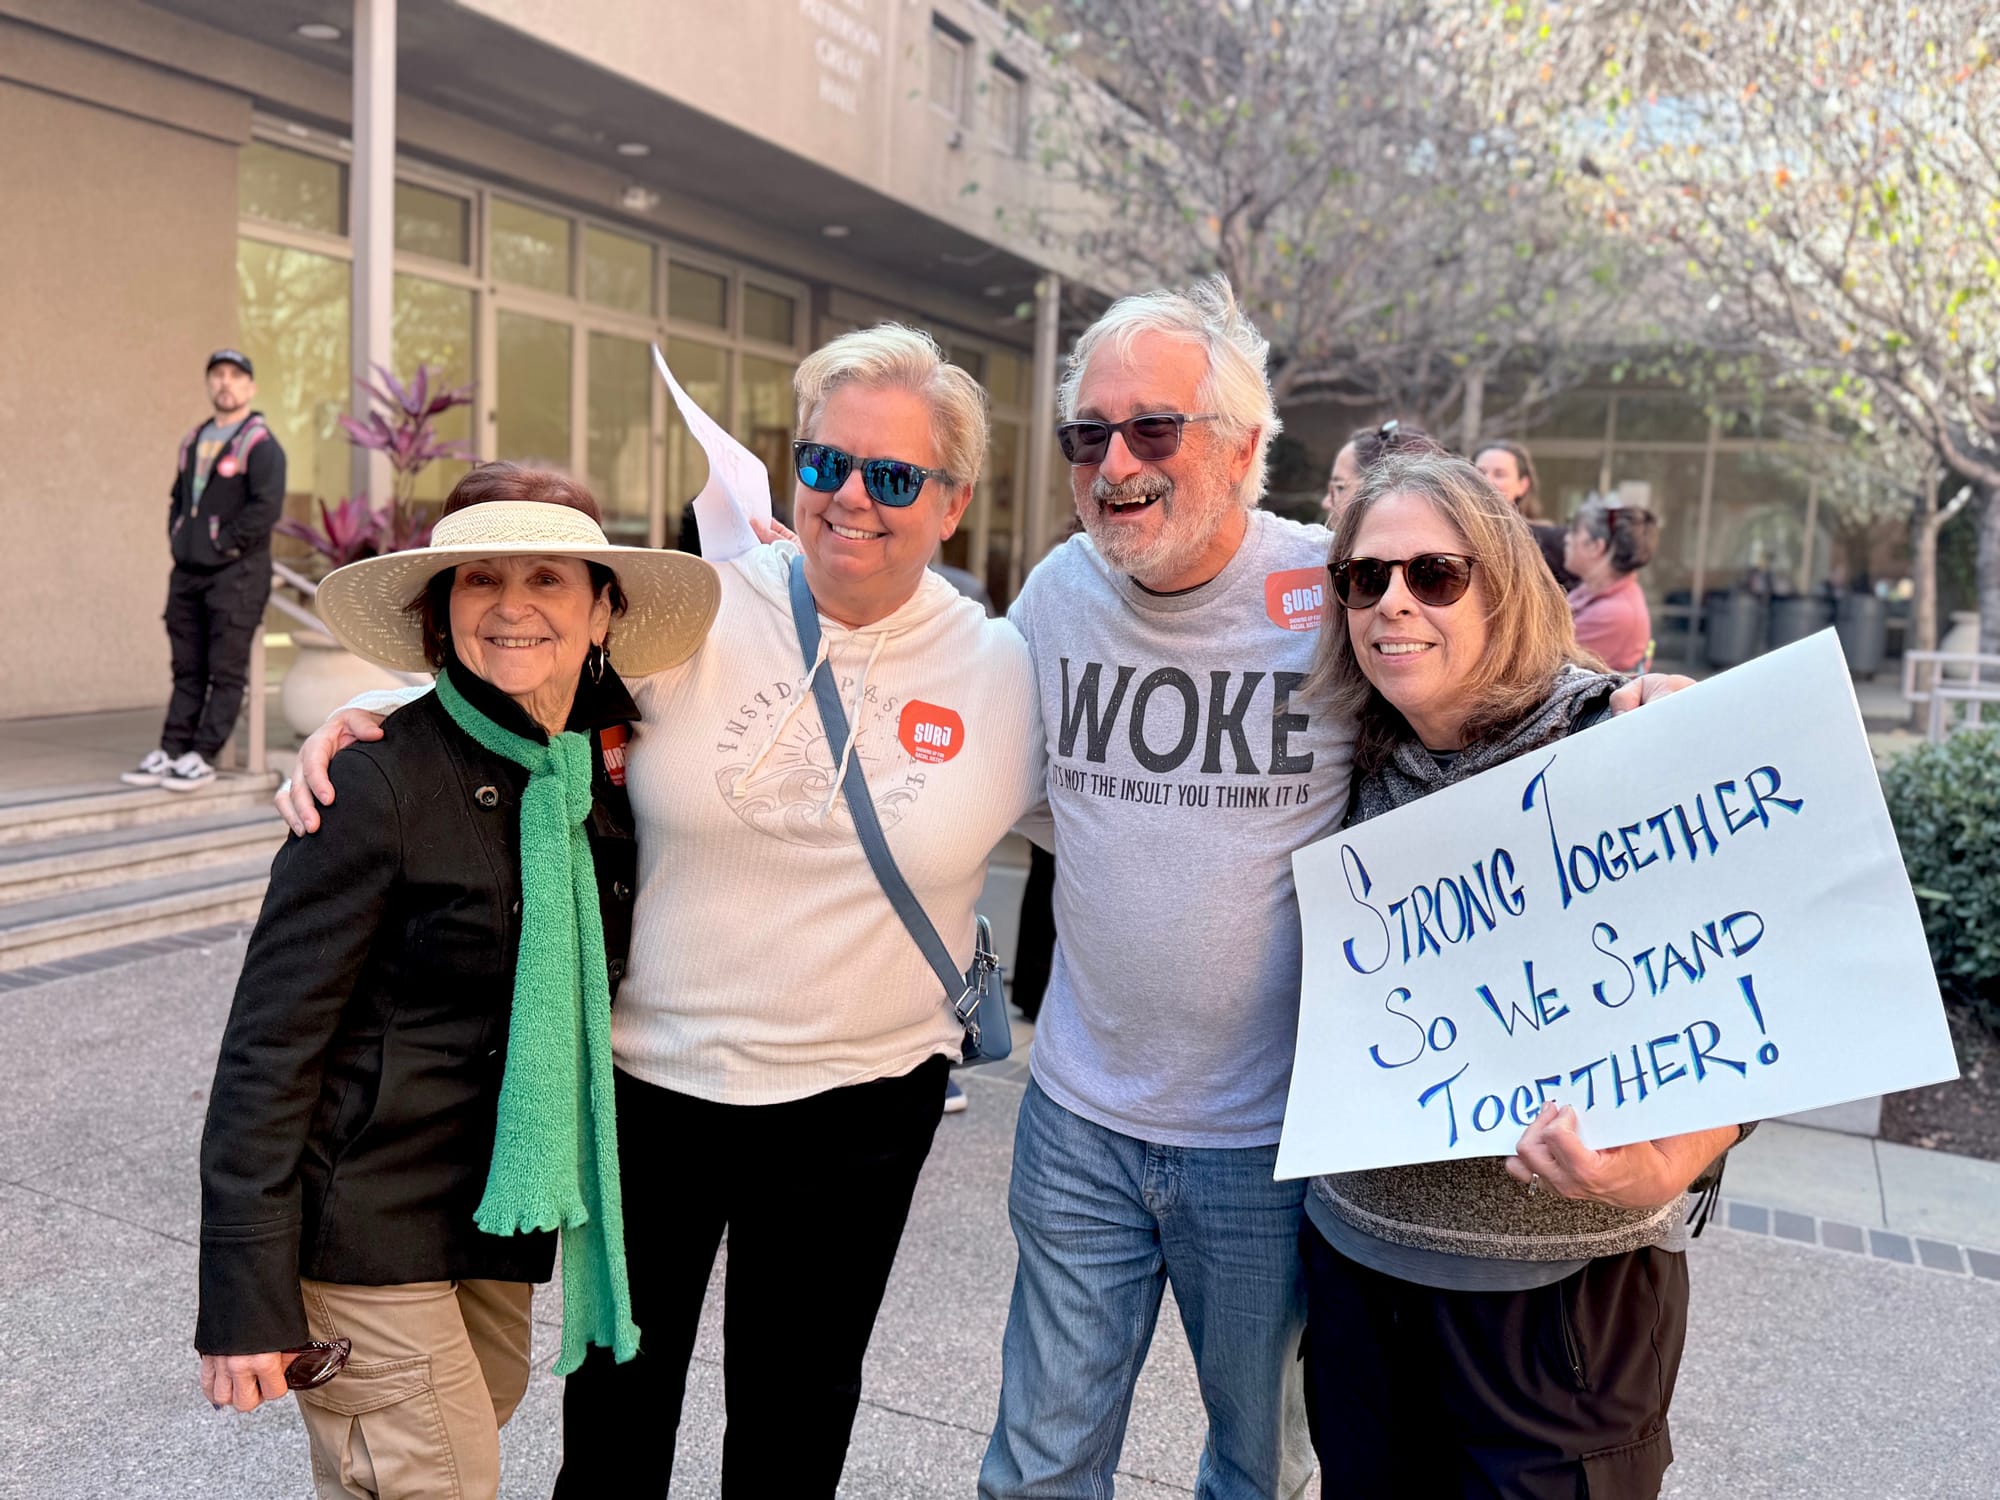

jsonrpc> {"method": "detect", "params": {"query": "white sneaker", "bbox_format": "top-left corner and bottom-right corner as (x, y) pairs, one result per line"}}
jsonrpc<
(161, 752), (217, 793)
(120, 749), (174, 787)
(942, 1076), (969, 1114)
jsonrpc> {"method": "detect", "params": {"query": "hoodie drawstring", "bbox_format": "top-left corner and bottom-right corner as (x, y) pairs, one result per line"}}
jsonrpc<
(821, 632), (886, 819)
(732, 633), (826, 799)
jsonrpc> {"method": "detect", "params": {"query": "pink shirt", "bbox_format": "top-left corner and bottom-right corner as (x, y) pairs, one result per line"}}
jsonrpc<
(1568, 572), (1651, 672)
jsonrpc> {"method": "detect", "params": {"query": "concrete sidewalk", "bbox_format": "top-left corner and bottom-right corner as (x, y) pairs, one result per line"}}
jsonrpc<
(4, 929), (1997, 1498)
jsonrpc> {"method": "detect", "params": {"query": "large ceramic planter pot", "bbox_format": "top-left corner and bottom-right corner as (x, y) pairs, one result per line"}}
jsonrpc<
(1940, 611), (1983, 680)
(281, 628), (424, 738)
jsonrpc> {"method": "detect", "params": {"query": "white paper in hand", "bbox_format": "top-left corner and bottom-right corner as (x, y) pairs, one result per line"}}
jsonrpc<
(651, 343), (770, 562)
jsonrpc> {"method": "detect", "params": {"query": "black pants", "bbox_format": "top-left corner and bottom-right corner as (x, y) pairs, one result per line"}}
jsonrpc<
(162, 561), (269, 760)
(1011, 845), (1057, 1022)
(1302, 1228), (1688, 1499)
(554, 1056), (949, 1498)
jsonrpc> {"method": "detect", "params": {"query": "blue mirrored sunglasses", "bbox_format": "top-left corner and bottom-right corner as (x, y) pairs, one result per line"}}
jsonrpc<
(793, 441), (950, 508)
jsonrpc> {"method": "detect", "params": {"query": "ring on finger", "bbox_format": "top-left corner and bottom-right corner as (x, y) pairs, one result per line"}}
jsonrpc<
(1526, 1172), (1541, 1194)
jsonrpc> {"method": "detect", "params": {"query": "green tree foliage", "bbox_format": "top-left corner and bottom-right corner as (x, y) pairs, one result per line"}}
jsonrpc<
(1014, 0), (1643, 432)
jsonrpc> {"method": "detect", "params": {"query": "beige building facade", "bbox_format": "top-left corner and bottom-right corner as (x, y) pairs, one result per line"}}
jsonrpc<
(1, 0), (1083, 719)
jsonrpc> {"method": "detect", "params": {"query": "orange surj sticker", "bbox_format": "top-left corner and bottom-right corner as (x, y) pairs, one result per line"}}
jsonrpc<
(1264, 566), (1327, 632)
(899, 701), (966, 764)
(600, 724), (629, 786)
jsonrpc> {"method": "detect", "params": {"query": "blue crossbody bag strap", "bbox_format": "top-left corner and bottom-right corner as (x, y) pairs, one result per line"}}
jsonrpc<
(787, 557), (971, 1013)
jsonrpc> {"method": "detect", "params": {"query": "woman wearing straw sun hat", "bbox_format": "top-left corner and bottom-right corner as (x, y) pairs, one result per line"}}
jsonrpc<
(195, 462), (718, 1499)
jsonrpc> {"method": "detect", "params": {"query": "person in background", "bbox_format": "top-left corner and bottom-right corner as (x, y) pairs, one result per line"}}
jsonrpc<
(1474, 437), (1577, 590)
(1300, 451), (1746, 1497)
(123, 349), (287, 793)
(1565, 493), (1661, 673)
(1323, 419), (1444, 522)
(197, 466), (715, 1497)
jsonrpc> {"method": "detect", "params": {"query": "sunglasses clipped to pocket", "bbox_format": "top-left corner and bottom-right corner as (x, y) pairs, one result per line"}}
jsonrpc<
(1329, 553), (1477, 610)
(282, 1337), (352, 1391)
(793, 441), (950, 508)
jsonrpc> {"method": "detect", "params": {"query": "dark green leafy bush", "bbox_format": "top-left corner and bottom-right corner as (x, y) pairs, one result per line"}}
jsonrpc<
(1882, 728), (2000, 1032)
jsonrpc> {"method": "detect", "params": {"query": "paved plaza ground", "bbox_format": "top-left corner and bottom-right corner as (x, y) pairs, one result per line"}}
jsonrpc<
(4, 929), (1998, 1499)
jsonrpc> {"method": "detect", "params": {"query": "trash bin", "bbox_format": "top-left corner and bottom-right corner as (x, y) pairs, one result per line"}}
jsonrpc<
(1836, 593), (1888, 677)
(1704, 591), (1767, 668)
(1768, 595), (1833, 651)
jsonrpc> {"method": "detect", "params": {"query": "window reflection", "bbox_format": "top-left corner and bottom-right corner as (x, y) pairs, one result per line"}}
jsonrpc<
(236, 237), (350, 536)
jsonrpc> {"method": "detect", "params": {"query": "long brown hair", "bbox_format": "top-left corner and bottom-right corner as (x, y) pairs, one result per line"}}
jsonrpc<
(1473, 438), (1542, 521)
(1306, 452), (1594, 778)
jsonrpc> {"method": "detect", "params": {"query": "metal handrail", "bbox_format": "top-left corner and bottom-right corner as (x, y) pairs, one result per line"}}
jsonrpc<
(1901, 649), (2000, 743)
(222, 563), (327, 777)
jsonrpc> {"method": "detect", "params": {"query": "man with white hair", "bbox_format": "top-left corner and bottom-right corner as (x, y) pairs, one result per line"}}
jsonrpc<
(980, 277), (1332, 1499)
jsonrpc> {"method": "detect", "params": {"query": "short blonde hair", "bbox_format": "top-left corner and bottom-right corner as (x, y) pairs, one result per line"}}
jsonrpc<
(1060, 275), (1281, 507)
(794, 324), (989, 487)
(1307, 451), (1596, 777)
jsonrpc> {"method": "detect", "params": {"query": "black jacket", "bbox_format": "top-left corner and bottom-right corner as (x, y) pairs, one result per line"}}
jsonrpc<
(196, 661), (639, 1355)
(170, 410), (286, 572)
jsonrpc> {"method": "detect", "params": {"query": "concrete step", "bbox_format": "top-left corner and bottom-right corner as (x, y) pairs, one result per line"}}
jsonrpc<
(0, 772), (282, 848)
(0, 806), (286, 905)
(0, 856), (272, 971)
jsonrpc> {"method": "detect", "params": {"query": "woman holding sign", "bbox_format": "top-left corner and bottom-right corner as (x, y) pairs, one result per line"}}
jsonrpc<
(1299, 451), (1749, 1499)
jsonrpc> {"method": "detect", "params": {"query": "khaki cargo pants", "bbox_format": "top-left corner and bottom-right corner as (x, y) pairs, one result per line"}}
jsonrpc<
(294, 1278), (534, 1500)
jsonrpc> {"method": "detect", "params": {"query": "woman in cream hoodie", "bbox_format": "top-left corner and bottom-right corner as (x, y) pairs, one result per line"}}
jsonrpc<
(282, 327), (1042, 1497)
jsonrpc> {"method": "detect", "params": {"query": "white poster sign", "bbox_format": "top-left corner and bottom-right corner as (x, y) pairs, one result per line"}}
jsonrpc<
(651, 343), (771, 562)
(1276, 631), (1958, 1180)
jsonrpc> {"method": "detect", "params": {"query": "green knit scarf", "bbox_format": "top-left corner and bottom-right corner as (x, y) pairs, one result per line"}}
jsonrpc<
(436, 667), (639, 1375)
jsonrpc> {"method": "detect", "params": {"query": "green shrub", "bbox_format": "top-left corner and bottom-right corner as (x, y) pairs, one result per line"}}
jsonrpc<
(1881, 727), (2000, 1031)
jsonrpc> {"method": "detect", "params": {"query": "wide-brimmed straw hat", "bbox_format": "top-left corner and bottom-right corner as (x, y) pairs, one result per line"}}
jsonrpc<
(316, 501), (721, 675)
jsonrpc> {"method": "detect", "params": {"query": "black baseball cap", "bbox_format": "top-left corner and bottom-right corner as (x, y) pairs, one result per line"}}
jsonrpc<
(206, 348), (255, 378)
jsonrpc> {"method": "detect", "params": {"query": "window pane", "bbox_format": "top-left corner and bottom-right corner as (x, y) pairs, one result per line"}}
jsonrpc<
(239, 141), (347, 236)
(491, 198), (572, 294)
(948, 344), (987, 382)
(987, 350), (1023, 408)
(585, 226), (655, 315)
(589, 332), (653, 544)
(929, 31), (965, 113)
(985, 420), (1022, 606)
(394, 181), (469, 264)
(743, 285), (796, 346)
(1615, 393), (1709, 444)
(669, 264), (729, 327)
(496, 311), (571, 465)
(665, 338), (729, 546)
(987, 69), (1022, 148)
(738, 356), (797, 521)
(1528, 391), (1610, 442)
(236, 237), (350, 543)
(392, 274), (476, 505)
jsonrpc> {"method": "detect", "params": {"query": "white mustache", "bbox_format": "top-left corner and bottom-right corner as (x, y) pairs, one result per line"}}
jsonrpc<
(1092, 475), (1172, 507)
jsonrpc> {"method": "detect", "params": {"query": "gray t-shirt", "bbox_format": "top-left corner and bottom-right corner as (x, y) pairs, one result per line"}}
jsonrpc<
(1009, 508), (1356, 1147)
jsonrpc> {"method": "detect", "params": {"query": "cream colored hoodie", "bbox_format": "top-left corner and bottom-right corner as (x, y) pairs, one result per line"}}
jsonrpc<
(613, 542), (1043, 1103)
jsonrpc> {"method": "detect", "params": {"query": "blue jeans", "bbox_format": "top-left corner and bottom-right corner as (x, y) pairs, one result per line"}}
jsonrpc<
(979, 1081), (1314, 1499)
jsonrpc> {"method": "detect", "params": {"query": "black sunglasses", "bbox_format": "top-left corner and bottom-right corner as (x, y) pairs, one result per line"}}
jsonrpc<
(793, 441), (950, 508)
(1329, 553), (1477, 610)
(281, 1337), (352, 1391)
(1055, 412), (1217, 466)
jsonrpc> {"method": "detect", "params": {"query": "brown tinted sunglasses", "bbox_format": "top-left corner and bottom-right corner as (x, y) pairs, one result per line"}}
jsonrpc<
(283, 1337), (352, 1390)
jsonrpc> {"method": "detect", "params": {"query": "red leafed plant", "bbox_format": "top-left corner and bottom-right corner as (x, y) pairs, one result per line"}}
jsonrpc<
(276, 363), (473, 570)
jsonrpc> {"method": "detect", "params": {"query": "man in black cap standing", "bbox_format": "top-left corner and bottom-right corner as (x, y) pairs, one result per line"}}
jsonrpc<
(122, 349), (287, 791)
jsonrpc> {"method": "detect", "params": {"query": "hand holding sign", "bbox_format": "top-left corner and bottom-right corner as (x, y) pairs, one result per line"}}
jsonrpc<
(1277, 631), (1958, 1180)
(651, 343), (772, 563)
